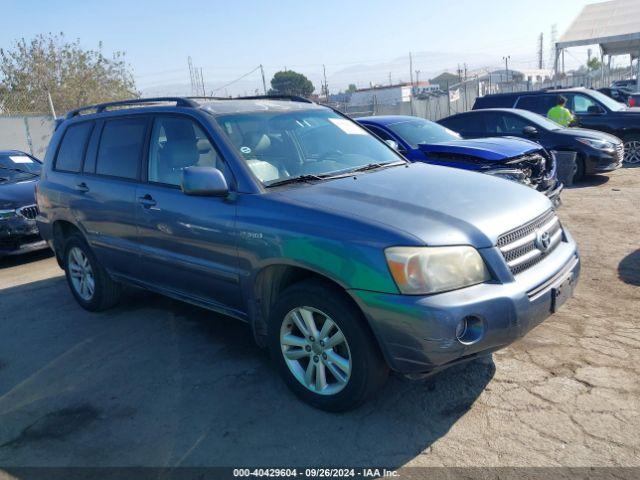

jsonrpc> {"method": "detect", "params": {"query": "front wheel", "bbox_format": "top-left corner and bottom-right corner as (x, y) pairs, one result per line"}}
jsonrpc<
(268, 280), (388, 412)
(623, 135), (640, 164)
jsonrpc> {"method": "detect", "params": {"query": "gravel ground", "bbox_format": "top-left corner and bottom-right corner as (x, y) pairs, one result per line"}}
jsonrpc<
(0, 166), (638, 470)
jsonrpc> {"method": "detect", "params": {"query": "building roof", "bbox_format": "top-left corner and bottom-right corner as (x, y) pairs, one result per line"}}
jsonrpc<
(557, 0), (640, 56)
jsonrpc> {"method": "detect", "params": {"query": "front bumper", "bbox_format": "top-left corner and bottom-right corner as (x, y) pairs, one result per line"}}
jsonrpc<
(350, 236), (580, 374)
(585, 147), (624, 173)
(0, 215), (47, 257)
(541, 180), (563, 206)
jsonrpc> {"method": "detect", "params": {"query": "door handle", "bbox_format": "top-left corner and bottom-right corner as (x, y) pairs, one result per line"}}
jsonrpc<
(138, 194), (157, 208)
(75, 182), (89, 193)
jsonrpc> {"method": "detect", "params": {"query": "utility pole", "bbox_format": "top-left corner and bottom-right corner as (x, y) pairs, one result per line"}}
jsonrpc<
(322, 64), (329, 102)
(503, 55), (511, 84)
(259, 64), (267, 95)
(415, 70), (421, 84)
(199, 68), (206, 96)
(538, 33), (544, 69)
(388, 72), (392, 86)
(409, 52), (414, 115)
(561, 49), (565, 76)
(188, 56), (196, 95)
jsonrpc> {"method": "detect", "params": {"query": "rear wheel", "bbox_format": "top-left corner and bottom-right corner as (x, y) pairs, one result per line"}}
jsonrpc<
(623, 135), (640, 164)
(63, 234), (121, 311)
(268, 279), (388, 412)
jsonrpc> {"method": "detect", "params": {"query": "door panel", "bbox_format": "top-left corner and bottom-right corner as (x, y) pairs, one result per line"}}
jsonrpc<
(135, 115), (242, 311)
(74, 117), (148, 277)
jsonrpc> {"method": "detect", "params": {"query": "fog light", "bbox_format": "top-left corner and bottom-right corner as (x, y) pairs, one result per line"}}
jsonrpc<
(455, 315), (484, 345)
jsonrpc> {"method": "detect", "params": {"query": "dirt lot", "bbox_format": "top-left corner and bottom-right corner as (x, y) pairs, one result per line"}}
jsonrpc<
(0, 167), (638, 469)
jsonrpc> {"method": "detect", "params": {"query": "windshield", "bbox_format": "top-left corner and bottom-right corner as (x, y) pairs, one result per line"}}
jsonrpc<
(514, 109), (564, 131)
(0, 153), (41, 182)
(213, 109), (403, 186)
(386, 118), (461, 147)
(588, 90), (627, 111)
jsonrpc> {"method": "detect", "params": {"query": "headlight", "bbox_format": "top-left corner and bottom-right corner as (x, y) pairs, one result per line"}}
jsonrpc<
(385, 246), (491, 295)
(484, 168), (530, 185)
(577, 138), (615, 150)
(0, 209), (17, 220)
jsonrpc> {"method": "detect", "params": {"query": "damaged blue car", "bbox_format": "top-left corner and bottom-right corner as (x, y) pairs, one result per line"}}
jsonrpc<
(357, 115), (562, 204)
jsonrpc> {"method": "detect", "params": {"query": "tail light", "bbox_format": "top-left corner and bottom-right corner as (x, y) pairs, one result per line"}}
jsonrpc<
(629, 98), (636, 107)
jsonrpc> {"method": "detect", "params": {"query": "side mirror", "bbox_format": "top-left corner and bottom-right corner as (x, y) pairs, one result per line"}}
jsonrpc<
(182, 166), (228, 196)
(385, 139), (400, 150)
(587, 105), (605, 114)
(523, 126), (538, 137)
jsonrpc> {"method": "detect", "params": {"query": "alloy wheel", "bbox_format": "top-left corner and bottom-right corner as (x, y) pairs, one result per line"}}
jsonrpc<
(68, 247), (95, 301)
(623, 140), (640, 164)
(280, 306), (352, 395)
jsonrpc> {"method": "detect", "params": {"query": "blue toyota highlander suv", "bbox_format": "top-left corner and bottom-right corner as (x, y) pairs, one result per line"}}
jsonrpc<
(36, 96), (580, 411)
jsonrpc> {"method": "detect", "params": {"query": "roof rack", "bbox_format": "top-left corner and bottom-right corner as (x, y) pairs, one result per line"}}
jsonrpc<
(234, 94), (314, 104)
(65, 97), (199, 119)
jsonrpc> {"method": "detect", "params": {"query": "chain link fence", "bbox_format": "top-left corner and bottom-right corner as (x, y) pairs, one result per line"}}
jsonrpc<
(332, 66), (635, 122)
(0, 90), (55, 158)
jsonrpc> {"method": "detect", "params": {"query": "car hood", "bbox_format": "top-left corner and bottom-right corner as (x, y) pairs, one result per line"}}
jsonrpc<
(558, 127), (621, 144)
(0, 178), (37, 209)
(275, 162), (551, 248)
(417, 137), (542, 161)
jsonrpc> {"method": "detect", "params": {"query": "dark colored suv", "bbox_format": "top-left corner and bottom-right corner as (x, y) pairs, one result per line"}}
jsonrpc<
(473, 87), (640, 163)
(36, 97), (580, 411)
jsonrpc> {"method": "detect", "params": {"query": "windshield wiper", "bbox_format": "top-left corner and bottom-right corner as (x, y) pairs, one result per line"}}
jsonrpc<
(0, 165), (39, 178)
(345, 161), (406, 174)
(266, 174), (327, 188)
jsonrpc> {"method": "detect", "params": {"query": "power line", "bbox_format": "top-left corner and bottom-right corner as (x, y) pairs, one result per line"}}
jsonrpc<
(211, 66), (262, 94)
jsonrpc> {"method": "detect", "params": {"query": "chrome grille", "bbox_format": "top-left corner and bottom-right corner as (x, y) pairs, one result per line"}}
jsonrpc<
(17, 204), (39, 220)
(497, 209), (563, 275)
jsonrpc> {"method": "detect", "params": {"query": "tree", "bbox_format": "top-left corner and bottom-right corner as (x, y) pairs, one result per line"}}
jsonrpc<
(587, 57), (602, 71)
(269, 70), (314, 97)
(346, 83), (357, 94)
(0, 33), (137, 115)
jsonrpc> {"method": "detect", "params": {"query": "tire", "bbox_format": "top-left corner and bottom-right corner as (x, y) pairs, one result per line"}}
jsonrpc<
(574, 156), (586, 182)
(63, 234), (121, 311)
(268, 279), (389, 412)
(623, 134), (640, 164)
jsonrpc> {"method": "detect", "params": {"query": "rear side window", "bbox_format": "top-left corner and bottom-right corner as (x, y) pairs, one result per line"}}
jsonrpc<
(55, 122), (94, 172)
(473, 95), (516, 109)
(96, 118), (147, 180)
(439, 116), (463, 132)
(515, 95), (557, 115)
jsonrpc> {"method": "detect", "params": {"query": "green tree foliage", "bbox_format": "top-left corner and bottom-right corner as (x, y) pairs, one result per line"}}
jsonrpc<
(346, 83), (357, 93)
(587, 57), (602, 71)
(0, 33), (137, 115)
(269, 70), (314, 97)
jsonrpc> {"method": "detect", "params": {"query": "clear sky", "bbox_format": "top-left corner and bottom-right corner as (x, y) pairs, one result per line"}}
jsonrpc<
(2, 0), (600, 94)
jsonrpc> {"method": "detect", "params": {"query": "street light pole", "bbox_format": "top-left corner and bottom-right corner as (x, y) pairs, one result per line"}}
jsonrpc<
(503, 55), (511, 85)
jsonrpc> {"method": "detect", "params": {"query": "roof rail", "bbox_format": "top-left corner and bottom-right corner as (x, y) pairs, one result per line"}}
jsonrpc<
(65, 97), (199, 119)
(234, 94), (314, 104)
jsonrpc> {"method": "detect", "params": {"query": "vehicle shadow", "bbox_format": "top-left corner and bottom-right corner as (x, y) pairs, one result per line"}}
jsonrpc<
(618, 249), (640, 286)
(0, 277), (495, 468)
(0, 248), (53, 269)
(567, 174), (610, 189)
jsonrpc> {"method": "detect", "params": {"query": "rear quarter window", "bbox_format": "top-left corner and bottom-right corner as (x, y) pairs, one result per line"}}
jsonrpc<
(515, 95), (557, 115)
(54, 122), (94, 172)
(95, 118), (148, 180)
(473, 95), (516, 109)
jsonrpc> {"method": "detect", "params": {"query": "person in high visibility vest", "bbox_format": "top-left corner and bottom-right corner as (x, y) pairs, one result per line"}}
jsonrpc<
(547, 96), (575, 127)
